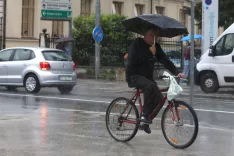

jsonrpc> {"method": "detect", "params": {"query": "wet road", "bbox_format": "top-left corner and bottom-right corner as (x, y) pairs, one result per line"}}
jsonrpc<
(0, 80), (233, 156)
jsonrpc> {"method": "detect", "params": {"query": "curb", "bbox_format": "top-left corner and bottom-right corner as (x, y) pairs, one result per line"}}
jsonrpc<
(77, 79), (233, 100)
(180, 93), (233, 100)
(113, 90), (233, 100)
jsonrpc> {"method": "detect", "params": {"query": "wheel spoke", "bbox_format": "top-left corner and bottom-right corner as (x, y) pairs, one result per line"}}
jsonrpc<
(161, 101), (198, 148)
(106, 97), (139, 142)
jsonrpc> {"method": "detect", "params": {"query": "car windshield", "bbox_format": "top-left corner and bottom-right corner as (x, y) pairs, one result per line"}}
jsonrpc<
(42, 50), (71, 61)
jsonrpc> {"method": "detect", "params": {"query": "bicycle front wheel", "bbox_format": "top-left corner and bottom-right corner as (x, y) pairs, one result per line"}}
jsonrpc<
(106, 97), (139, 142)
(161, 100), (199, 149)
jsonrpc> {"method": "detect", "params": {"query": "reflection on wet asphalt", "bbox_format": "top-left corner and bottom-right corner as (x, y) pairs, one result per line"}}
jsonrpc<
(0, 80), (233, 156)
(0, 95), (232, 156)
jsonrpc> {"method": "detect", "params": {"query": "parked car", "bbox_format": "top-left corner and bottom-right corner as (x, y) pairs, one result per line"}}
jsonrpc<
(0, 47), (77, 93)
(196, 23), (234, 93)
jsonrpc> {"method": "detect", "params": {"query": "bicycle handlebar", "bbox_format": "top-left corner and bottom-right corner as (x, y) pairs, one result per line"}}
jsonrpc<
(158, 75), (188, 81)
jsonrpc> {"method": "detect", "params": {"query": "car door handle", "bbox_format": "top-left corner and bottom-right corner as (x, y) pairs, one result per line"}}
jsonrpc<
(3, 64), (7, 67)
(23, 64), (27, 67)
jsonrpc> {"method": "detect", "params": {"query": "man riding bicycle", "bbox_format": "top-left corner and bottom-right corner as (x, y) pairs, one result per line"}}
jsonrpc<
(126, 27), (184, 134)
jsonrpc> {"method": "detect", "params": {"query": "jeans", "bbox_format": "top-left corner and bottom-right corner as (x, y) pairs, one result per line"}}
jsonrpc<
(180, 60), (190, 83)
(130, 75), (163, 118)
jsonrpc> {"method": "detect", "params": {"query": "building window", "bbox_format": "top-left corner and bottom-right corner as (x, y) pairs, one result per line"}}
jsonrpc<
(22, 0), (34, 37)
(81, 0), (91, 16)
(52, 21), (63, 38)
(112, 2), (123, 15)
(135, 4), (144, 16)
(156, 6), (164, 15)
(179, 9), (186, 25)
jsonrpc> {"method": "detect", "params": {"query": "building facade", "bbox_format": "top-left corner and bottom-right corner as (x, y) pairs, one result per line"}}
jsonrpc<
(5, 0), (199, 48)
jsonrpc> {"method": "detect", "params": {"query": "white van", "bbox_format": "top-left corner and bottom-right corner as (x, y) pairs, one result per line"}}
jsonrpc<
(196, 23), (234, 93)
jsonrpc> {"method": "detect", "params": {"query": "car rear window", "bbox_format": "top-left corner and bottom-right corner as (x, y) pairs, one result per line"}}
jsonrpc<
(42, 50), (71, 61)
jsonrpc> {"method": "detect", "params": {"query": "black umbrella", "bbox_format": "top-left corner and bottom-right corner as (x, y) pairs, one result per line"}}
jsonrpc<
(122, 14), (188, 38)
(55, 36), (74, 43)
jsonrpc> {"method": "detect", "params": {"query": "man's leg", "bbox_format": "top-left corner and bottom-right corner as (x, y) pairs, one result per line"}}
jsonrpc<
(130, 76), (162, 120)
(144, 78), (164, 119)
(130, 75), (163, 134)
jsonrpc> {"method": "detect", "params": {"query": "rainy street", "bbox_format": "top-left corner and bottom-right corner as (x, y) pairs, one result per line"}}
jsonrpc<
(0, 79), (233, 156)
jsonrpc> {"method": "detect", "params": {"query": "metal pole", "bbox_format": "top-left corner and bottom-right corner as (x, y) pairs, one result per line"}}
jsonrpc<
(150, 0), (153, 14)
(69, 19), (72, 38)
(3, 0), (6, 49)
(190, 0), (195, 107)
(95, 0), (101, 80)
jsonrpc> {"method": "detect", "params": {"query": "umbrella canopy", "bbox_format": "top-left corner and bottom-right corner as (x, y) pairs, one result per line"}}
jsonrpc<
(181, 34), (202, 41)
(55, 36), (74, 43)
(122, 14), (188, 38)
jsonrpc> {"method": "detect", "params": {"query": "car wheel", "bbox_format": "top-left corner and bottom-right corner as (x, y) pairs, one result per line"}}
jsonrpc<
(5, 86), (17, 91)
(58, 86), (74, 94)
(200, 72), (219, 93)
(24, 74), (41, 93)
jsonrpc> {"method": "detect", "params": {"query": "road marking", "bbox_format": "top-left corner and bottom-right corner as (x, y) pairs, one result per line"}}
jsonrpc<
(0, 92), (234, 114)
(0, 92), (111, 104)
(54, 108), (234, 132)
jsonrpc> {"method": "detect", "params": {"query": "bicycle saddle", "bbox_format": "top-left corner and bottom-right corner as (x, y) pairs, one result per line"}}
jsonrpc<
(128, 83), (141, 90)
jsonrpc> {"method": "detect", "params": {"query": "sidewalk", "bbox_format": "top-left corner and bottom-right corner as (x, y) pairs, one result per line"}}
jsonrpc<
(77, 79), (234, 100)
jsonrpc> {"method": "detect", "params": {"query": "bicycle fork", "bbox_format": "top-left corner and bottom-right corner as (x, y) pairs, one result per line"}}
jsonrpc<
(169, 101), (181, 122)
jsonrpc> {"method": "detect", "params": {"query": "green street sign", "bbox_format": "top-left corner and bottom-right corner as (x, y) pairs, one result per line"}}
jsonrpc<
(41, 0), (72, 20)
(41, 10), (72, 20)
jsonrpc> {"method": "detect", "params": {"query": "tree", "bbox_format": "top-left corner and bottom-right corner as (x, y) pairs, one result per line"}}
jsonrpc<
(72, 14), (135, 66)
(218, 0), (234, 29)
(185, 0), (234, 29)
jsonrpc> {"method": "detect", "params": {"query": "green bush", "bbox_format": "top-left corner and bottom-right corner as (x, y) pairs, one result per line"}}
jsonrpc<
(72, 14), (135, 66)
(86, 67), (94, 76)
(109, 68), (116, 75)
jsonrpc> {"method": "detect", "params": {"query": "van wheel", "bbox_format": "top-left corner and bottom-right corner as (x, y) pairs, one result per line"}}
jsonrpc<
(200, 72), (219, 93)
(58, 86), (74, 94)
(24, 74), (41, 93)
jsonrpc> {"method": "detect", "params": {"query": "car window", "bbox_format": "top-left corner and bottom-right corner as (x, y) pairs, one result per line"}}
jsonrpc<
(215, 37), (224, 56)
(215, 34), (234, 56)
(12, 49), (35, 61)
(0, 49), (14, 61)
(223, 34), (234, 55)
(42, 50), (71, 61)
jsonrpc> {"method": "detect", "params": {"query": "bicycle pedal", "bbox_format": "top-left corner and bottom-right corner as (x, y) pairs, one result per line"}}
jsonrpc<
(138, 123), (149, 130)
(138, 125), (144, 130)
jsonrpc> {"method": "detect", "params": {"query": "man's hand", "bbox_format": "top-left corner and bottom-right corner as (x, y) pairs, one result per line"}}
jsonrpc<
(178, 73), (185, 78)
(149, 45), (156, 55)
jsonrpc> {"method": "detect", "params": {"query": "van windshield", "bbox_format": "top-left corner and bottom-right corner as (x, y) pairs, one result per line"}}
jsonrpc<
(42, 50), (71, 61)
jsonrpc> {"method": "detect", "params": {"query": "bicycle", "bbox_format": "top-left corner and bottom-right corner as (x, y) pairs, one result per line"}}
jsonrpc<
(105, 73), (199, 149)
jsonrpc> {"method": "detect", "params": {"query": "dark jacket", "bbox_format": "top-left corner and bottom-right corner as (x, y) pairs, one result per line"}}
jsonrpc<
(126, 37), (179, 81)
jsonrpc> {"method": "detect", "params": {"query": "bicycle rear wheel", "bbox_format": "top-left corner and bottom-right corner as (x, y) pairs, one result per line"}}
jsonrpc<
(106, 97), (139, 142)
(161, 100), (199, 149)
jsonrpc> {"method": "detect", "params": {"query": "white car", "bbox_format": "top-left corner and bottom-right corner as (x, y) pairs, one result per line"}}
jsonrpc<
(196, 23), (234, 93)
(0, 47), (77, 93)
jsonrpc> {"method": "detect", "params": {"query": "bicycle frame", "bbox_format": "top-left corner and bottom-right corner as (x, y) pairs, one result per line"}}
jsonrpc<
(119, 87), (181, 124)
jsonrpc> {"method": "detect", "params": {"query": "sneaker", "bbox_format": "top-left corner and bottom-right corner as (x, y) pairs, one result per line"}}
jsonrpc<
(140, 116), (152, 124)
(143, 124), (151, 134)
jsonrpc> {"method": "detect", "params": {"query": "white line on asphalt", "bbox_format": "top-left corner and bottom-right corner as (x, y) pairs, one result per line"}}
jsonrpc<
(56, 108), (234, 132)
(0, 92), (111, 104)
(0, 92), (234, 114)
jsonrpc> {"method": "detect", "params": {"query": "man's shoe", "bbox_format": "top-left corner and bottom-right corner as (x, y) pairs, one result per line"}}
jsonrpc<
(143, 125), (151, 134)
(140, 116), (152, 124)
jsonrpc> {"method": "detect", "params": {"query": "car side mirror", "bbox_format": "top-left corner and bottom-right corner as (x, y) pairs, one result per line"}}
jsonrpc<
(208, 45), (215, 57)
(232, 56), (234, 62)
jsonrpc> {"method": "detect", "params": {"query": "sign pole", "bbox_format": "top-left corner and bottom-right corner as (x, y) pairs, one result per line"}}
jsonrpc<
(95, 0), (101, 80)
(69, 19), (72, 38)
(3, 0), (6, 49)
(190, 0), (195, 108)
